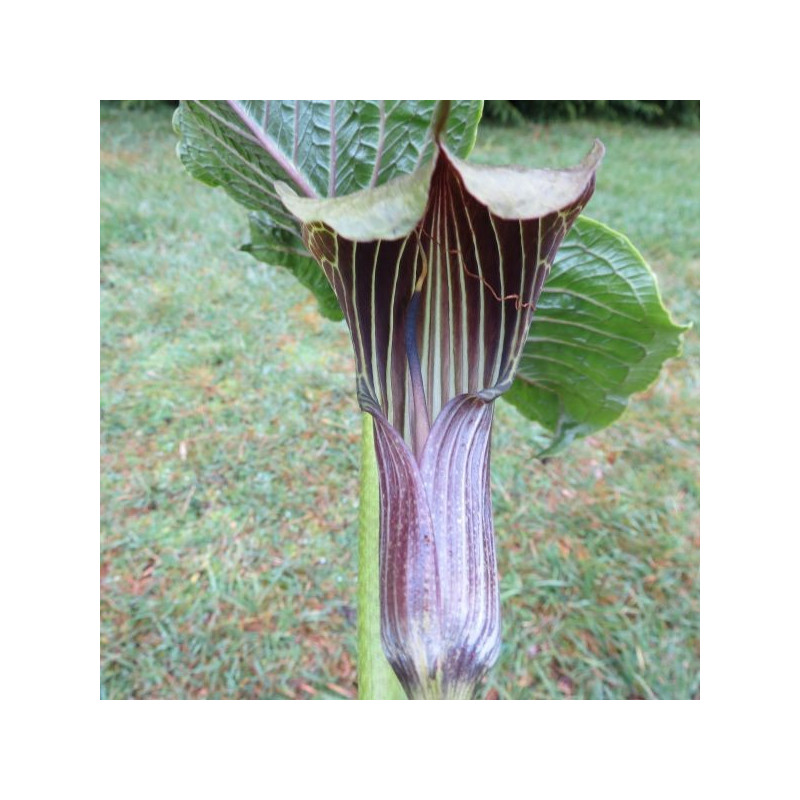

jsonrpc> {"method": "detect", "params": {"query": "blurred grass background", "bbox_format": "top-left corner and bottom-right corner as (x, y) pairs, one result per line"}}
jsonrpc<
(100, 104), (699, 699)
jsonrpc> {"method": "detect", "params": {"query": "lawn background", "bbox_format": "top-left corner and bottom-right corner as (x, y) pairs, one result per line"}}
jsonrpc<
(100, 104), (699, 699)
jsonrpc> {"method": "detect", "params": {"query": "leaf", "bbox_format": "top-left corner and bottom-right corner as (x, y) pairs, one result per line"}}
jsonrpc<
(174, 101), (483, 319)
(503, 216), (689, 456)
(241, 211), (343, 321)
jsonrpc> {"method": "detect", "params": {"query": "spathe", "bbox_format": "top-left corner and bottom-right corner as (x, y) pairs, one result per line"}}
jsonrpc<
(278, 138), (603, 698)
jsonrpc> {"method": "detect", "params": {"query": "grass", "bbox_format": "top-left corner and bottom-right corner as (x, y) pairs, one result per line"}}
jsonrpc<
(100, 105), (699, 700)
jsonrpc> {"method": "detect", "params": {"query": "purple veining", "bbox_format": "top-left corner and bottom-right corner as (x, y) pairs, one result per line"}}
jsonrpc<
(369, 100), (386, 189)
(329, 101), (337, 197)
(226, 100), (317, 199)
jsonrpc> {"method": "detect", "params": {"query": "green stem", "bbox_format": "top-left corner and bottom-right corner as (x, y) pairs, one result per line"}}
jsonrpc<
(357, 413), (406, 700)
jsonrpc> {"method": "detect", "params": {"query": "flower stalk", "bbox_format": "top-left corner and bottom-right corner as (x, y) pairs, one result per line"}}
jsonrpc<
(357, 413), (406, 699)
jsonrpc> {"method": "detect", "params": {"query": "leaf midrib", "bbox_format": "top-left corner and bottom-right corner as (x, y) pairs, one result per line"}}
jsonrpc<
(226, 100), (318, 199)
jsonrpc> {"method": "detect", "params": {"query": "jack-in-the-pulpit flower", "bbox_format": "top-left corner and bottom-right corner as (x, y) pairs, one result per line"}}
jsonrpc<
(278, 127), (604, 699)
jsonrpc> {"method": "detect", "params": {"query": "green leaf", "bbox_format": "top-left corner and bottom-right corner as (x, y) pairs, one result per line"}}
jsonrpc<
(503, 216), (688, 456)
(174, 101), (483, 319)
(241, 211), (344, 322)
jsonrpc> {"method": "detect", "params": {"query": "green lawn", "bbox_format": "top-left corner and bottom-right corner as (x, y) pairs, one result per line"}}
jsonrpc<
(100, 105), (699, 699)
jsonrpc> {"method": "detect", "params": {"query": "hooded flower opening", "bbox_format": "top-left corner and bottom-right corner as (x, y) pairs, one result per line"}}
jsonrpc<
(278, 137), (603, 698)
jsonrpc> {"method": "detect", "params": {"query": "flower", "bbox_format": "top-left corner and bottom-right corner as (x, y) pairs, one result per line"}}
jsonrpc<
(278, 130), (603, 699)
